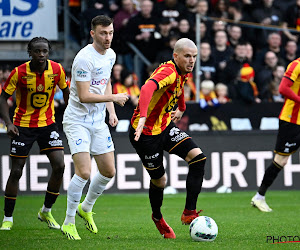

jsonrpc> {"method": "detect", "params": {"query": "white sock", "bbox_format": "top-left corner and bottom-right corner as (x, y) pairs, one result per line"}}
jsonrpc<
(64, 174), (87, 225)
(255, 192), (265, 200)
(3, 216), (13, 223)
(81, 172), (111, 212)
(41, 204), (51, 213)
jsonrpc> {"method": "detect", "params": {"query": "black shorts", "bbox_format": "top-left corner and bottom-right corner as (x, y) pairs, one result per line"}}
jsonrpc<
(129, 122), (198, 179)
(274, 120), (300, 155)
(10, 123), (64, 158)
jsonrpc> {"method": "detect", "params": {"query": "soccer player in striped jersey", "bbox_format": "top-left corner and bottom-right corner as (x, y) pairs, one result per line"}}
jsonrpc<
(129, 38), (207, 239)
(0, 37), (70, 230)
(251, 57), (300, 212)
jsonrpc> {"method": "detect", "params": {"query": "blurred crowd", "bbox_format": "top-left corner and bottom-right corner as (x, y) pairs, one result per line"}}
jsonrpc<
(2, 0), (300, 118)
(71, 0), (300, 108)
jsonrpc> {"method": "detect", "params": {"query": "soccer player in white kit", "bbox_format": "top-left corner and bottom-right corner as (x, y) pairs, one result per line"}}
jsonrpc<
(61, 15), (128, 240)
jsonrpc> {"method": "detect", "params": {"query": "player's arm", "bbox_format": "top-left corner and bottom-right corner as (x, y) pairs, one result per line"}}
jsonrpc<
(171, 91), (186, 122)
(105, 79), (118, 127)
(0, 92), (19, 138)
(61, 86), (70, 106)
(134, 80), (157, 141)
(76, 80), (128, 105)
(278, 76), (300, 103)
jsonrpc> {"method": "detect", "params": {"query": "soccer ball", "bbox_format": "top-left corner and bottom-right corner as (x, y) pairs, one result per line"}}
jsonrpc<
(189, 216), (218, 242)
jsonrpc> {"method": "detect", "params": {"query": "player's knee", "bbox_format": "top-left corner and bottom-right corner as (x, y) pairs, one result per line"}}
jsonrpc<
(100, 168), (115, 178)
(52, 161), (65, 178)
(10, 167), (23, 180)
(76, 169), (91, 180)
(188, 153), (206, 176)
(274, 154), (289, 167)
(151, 175), (167, 189)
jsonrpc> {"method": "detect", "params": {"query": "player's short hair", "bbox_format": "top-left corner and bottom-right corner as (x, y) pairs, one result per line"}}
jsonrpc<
(174, 38), (197, 53)
(91, 15), (113, 30)
(27, 37), (51, 56)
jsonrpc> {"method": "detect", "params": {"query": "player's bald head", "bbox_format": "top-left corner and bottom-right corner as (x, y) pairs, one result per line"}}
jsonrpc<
(174, 38), (197, 54)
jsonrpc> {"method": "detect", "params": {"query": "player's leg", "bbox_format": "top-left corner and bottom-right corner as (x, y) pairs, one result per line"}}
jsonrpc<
(129, 126), (175, 238)
(61, 123), (91, 240)
(251, 154), (288, 212)
(150, 174), (175, 239)
(78, 125), (115, 233)
(251, 120), (300, 212)
(36, 124), (65, 229)
(37, 150), (65, 229)
(61, 152), (90, 240)
(78, 151), (115, 234)
(164, 124), (206, 225)
(181, 147), (206, 224)
(1, 127), (35, 230)
(0, 157), (26, 230)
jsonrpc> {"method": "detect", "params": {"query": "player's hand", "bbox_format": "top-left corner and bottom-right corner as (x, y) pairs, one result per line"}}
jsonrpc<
(109, 113), (118, 127)
(171, 108), (184, 123)
(134, 117), (146, 141)
(113, 93), (129, 107)
(7, 123), (19, 138)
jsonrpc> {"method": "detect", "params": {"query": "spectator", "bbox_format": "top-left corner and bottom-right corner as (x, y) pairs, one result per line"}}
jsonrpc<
(235, 64), (261, 104)
(175, 19), (195, 41)
(215, 82), (230, 104)
(185, 0), (198, 15)
(187, 0), (212, 29)
(153, 17), (174, 51)
(227, 1), (245, 23)
(220, 41), (249, 88)
(184, 73), (197, 101)
(111, 63), (124, 86)
(227, 24), (242, 49)
(114, 0), (138, 32)
(282, 40), (299, 67)
(112, 0), (138, 72)
(282, 0), (300, 42)
(155, 35), (179, 64)
(199, 80), (219, 109)
(199, 21), (211, 42)
(113, 69), (140, 107)
(211, 30), (234, 81)
(125, 0), (158, 83)
(255, 32), (284, 66)
(227, 1), (255, 43)
(153, 0), (187, 30)
(199, 41), (217, 83)
(80, 1), (111, 44)
(255, 51), (278, 92)
(211, 0), (228, 19)
(260, 64), (285, 102)
(251, 0), (282, 49)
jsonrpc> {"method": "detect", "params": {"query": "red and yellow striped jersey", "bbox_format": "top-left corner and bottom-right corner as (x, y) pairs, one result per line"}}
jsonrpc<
(131, 60), (188, 135)
(279, 58), (300, 124)
(112, 82), (140, 97)
(3, 60), (67, 128)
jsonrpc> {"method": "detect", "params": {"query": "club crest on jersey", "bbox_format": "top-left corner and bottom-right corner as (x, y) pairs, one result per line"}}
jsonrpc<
(37, 84), (44, 91)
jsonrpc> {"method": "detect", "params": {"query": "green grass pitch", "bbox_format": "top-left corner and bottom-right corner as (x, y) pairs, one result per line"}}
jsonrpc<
(0, 191), (299, 249)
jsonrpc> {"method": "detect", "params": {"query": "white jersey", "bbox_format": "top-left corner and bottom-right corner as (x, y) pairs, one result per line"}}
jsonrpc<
(63, 44), (116, 128)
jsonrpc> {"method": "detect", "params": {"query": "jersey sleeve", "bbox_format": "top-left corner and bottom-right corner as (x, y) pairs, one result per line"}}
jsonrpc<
(3, 68), (18, 95)
(149, 66), (177, 90)
(73, 55), (93, 82)
(57, 63), (68, 90)
(284, 60), (300, 82)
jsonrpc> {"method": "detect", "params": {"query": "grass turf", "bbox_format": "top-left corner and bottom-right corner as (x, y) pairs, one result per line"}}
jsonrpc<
(0, 191), (299, 249)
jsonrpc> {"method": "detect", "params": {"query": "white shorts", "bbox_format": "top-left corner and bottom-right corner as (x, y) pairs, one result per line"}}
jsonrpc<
(63, 122), (115, 156)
